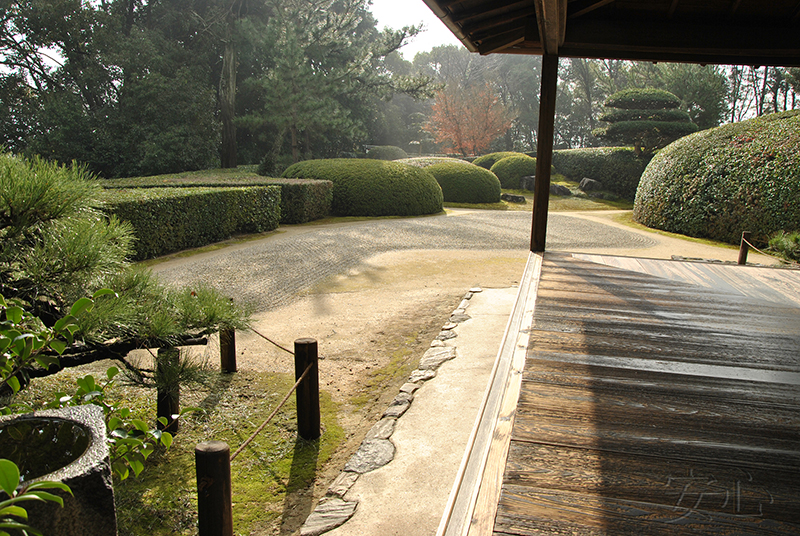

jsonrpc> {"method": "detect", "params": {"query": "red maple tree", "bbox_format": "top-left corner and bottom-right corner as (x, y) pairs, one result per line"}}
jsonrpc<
(426, 84), (514, 156)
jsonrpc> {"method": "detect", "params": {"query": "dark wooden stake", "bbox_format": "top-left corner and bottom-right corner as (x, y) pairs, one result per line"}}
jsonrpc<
(294, 338), (320, 440)
(156, 347), (180, 433)
(531, 53), (560, 253)
(738, 231), (752, 265)
(220, 327), (237, 373)
(196, 441), (233, 536)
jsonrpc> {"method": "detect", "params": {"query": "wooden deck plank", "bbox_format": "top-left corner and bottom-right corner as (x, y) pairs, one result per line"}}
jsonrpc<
(492, 252), (800, 536)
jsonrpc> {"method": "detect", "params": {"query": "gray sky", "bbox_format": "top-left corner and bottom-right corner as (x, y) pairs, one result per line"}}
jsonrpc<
(369, 0), (462, 61)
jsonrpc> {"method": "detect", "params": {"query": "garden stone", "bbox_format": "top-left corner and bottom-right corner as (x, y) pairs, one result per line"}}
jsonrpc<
(501, 193), (526, 203)
(400, 382), (420, 394)
(419, 346), (457, 370)
(450, 313), (471, 323)
(430, 339), (445, 347)
(344, 439), (395, 473)
(326, 472), (360, 498)
(579, 177), (602, 191)
(519, 175), (536, 191)
(458, 299), (470, 310)
(383, 401), (411, 418)
(365, 418), (396, 440)
(550, 183), (571, 196)
(300, 497), (358, 536)
(441, 322), (458, 330)
(436, 330), (457, 341)
(408, 368), (437, 383)
(470, 287), (483, 293)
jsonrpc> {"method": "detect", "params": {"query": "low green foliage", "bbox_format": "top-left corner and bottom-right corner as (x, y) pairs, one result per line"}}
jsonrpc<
(472, 152), (523, 170)
(490, 154), (537, 189)
(103, 187), (281, 260)
(394, 157), (466, 168)
(0, 458), (71, 536)
(366, 146), (408, 160)
(426, 161), (501, 204)
(104, 170), (333, 225)
(552, 147), (649, 201)
(634, 110), (800, 245)
(283, 159), (443, 217)
(768, 231), (800, 262)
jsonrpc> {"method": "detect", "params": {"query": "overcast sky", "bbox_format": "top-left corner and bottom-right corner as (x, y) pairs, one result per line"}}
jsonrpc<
(369, 0), (463, 61)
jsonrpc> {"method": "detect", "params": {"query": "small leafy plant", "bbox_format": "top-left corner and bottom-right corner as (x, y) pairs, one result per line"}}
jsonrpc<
(768, 231), (800, 263)
(0, 458), (71, 536)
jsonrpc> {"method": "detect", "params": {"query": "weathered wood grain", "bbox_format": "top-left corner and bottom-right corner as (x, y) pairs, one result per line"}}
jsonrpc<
(492, 253), (800, 535)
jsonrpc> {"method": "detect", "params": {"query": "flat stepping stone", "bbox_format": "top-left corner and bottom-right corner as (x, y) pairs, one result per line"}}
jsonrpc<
(326, 472), (359, 498)
(419, 346), (456, 370)
(436, 330), (457, 341)
(344, 439), (395, 473)
(408, 368), (437, 383)
(365, 418), (396, 440)
(300, 497), (358, 536)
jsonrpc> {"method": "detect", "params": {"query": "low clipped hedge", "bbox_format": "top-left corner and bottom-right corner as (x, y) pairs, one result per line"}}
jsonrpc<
(633, 110), (800, 245)
(104, 175), (331, 224)
(551, 147), (649, 201)
(103, 186), (281, 260)
(472, 152), (523, 170)
(490, 154), (537, 189)
(366, 146), (408, 160)
(604, 88), (680, 110)
(394, 157), (466, 168)
(425, 161), (501, 204)
(282, 159), (443, 217)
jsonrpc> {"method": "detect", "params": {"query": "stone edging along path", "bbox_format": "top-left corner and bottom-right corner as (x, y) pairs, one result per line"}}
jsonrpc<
(299, 288), (484, 536)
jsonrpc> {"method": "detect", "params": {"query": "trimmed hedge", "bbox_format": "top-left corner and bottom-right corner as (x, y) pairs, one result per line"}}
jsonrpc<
(604, 88), (680, 110)
(103, 175), (332, 224)
(425, 161), (501, 204)
(103, 186), (281, 260)
(366, 145), (408, 160)
(282, 159), (443, 217)
(551, 147), (649, 201)
(394, 157), (466, 168)
(633, 110), (800, 245)
(599, 109), (695, 123)
(472, 152), (524, 170)
(490, 154), (537, 189)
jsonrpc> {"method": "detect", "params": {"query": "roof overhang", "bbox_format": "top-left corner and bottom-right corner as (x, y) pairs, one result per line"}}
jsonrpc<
(422, 0), (800, 66)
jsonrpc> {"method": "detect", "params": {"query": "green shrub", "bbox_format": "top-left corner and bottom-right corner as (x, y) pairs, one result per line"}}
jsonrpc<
(472, 152), (523, 170)
(103, 187), (281, 260)
(604, 88), (681, 110)
(768, 231), (800, 262)
(552, 147), (650, 201)
(103, 173), (332, 224)
(366, 145), (408, 160)
(633, 110), (800, 245)
(490, 154), (537, 189)
(425, 161), (501, 204)
(394, 157), (466, 168)
(282, 159), (443, 217)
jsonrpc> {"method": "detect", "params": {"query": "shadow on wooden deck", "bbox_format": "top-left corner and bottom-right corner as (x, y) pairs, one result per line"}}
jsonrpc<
(441, 252), (800, 536)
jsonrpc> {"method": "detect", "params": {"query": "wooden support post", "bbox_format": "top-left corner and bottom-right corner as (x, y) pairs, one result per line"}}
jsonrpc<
(531, 53), (559, 253)
(196, 441), (233, 536)
(294, 338), (320, 440)
(220, 327), (236, 373)
(156, 347), (180, 434)
(738, 231), (751, 265)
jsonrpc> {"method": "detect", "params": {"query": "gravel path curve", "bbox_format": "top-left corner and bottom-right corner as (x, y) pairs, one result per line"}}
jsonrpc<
(152, 211), (656, 312)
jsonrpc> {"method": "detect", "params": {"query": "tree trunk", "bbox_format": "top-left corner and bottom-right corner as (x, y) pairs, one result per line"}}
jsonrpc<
(156, 347), (180, 434)
(219, 16), (238, 169)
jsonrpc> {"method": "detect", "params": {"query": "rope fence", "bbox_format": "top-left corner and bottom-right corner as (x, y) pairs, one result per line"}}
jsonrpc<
(741, 235), (800, 269)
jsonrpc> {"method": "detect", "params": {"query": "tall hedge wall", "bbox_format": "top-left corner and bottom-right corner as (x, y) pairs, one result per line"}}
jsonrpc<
(282, 159), (443, 217)
(103, 186), (281, 260)
(633, 110), (800, 245)
(104, 175), (331, 224)
(551, 147), (649, 201)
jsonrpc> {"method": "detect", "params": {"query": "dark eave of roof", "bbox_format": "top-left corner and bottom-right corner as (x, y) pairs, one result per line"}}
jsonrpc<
(422, 0), (800, 66)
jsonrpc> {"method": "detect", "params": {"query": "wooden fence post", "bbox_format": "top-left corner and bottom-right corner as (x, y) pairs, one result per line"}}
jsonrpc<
(196, 441), (233, 536)
(220, 327), (236, 373)
(738, 231), (751, 265)
(294, 338), (320, 440)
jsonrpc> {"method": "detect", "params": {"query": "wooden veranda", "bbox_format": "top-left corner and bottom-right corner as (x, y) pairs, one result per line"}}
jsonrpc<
(438, 252), (800, 535)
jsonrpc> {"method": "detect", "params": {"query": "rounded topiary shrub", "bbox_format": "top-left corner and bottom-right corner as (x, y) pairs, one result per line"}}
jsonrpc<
(425, 161), (501, 204)
(282, 159), (443, 217)
(490, 154), (537, 189)
(633, 110), (800, 245)
(472, 152), (524, 170)
(366, 145), (408, 161)
(394, 157), (465, 168)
